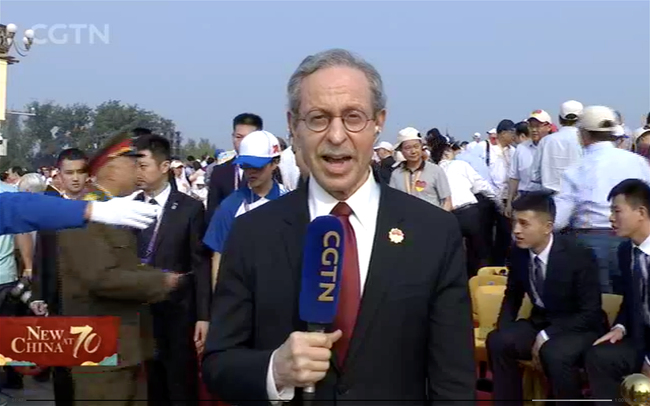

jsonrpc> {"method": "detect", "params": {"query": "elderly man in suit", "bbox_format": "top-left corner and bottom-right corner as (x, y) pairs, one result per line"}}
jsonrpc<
(57, 132), (184, 405)
(202, 48), (475, 405)
(487, 192), (604, 404)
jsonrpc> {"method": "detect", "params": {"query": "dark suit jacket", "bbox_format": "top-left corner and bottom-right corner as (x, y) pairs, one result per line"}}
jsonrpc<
(206, 158), (237, 222)
(614, 240), (650, 356)
(136, 189), (212, 322)
(498, 234), (604, 337)
(202, 180), (475, 405)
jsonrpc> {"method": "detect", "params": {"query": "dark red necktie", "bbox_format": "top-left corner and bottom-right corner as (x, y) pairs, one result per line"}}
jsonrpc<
(330, 202), (361, 366)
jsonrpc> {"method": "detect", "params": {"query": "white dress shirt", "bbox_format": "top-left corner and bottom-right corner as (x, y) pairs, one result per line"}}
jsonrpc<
(279, 148), (301, 191)
(530, 234), (553, 341)
(266, 171), (380, 403)
(554, 142), (650, 230)
(439, 159), (496, 209)
(144, 183), (172, 228)
(531, 126), (583, 193)
(473, 141), (514, 200)
(509, 140), (540, 193)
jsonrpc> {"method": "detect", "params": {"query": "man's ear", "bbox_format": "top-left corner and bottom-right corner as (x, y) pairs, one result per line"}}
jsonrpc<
(160, 160), (171, 174)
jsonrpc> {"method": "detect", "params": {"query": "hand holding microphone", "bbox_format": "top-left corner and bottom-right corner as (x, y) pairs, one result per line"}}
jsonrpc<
(270, 215), (347, 403)
(271, 329), (342, 388)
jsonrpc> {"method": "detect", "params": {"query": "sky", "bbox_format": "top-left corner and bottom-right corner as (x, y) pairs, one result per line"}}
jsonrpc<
(1, 0), (649, 147)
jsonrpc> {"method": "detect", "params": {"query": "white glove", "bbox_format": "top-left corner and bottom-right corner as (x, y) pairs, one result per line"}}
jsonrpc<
(89, 197), (160, 229)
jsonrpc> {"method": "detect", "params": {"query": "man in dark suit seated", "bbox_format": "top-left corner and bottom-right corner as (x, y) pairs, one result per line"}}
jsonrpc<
(487, 191), (604, 404)
(585, 179), (650, 405)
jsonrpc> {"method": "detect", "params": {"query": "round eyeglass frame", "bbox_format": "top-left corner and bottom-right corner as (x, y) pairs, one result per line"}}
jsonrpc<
(298, 110), (375, 133)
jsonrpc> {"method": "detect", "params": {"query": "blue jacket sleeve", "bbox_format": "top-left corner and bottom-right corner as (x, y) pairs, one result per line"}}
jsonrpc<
(0, 192), (88, 235)
(203, 193), (240, 253)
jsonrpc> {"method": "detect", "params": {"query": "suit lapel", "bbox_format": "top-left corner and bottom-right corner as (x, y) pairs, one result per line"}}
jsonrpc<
(345, 185), (405, 368)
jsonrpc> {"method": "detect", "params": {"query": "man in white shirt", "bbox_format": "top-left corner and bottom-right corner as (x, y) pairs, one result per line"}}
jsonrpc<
(466, 132), (481, 150)
(554, 106), (650, 293)
(531, 102), (583, 194)
(202, 48), (475, 405)
(471, 119), (516, 265)
(278, 132), (301, 191)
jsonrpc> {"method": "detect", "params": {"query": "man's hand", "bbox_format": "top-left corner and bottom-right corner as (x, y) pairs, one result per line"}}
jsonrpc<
(504, 202), (512, 218)
(531, 332), (547, 370)
(194, 321), (209, 354)
(29, 300), (48, 316)
(593, 327), (624, 346)
(272, 330), (342, 389)
(643, 361), (650, 378)
(164, 273), (183, 290)
(86, 198), (160, 229)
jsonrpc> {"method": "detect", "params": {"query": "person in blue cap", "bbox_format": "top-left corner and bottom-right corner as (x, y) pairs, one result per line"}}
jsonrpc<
(203, 130), (287, 288)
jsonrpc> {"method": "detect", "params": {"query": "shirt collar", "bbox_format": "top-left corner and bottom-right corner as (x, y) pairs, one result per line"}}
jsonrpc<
(240, 181), (282, 204)
(585, 141), (615, 154)
(530, 234), (554, 265)
(635, 234), (650, 256)
(399, 159), (426, 172)
(145, 183), (172, 207)
(308, 170), (380, 231)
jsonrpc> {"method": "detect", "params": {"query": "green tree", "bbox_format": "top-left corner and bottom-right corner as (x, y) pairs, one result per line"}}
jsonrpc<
(0, 114), (28, 171)
(180, 138), (217, 160)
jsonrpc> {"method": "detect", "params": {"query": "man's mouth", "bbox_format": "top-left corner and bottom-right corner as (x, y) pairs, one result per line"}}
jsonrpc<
(322, 155), (352, 164)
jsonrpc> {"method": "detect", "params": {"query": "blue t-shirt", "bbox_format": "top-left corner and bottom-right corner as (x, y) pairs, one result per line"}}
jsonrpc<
(203, 182), (287, 253)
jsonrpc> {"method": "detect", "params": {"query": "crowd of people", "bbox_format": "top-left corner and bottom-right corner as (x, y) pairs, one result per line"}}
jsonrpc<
(1, 47), (650, 405)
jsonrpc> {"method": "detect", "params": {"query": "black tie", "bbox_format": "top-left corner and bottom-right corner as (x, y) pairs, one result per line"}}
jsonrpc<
(138, 199), (158, 258)
(533, 256), (544, 301)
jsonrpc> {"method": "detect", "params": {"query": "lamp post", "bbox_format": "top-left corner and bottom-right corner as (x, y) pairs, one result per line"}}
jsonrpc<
(0, 23), (34, 122)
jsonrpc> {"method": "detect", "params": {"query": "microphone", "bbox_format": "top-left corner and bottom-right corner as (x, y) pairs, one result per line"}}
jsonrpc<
(298, 215), (346, 404)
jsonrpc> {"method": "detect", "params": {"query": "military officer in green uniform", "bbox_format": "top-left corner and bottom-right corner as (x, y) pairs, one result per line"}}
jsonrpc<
(57, 132), (183, 405)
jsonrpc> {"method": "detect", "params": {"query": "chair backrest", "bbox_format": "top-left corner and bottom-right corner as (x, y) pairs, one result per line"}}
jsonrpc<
(477, 266), (509, 277)
(474, 285), (506, 340)
(602, 293), (623, 326)
(518, 294), (534, 319)
(469, 274), (508, 321)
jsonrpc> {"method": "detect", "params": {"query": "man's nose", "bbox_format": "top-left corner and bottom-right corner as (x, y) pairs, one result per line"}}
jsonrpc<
(326, 117), (348, 146)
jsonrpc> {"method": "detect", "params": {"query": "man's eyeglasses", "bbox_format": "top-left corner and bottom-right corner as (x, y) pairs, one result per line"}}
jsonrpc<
(298, 110), (374, 133)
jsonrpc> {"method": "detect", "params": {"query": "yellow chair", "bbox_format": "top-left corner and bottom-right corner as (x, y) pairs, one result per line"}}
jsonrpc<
(477, 266), (509, 277)
(469, 274), (508, 324)
(519, 294), (624, 405)
(474, 285), (506, 365)
(602, 293), (623, 326)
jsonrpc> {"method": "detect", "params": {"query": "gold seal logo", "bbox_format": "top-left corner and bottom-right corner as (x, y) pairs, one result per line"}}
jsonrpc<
(621, 374), (650, 405)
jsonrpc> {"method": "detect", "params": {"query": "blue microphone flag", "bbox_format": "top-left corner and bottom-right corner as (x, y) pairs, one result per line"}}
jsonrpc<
(299, 215), (346, 325)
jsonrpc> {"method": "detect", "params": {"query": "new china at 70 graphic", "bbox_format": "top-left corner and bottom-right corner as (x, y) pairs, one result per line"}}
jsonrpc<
(0, 316), (119, 367)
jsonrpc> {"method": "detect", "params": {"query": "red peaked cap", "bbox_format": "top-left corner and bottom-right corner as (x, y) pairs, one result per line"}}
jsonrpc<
(87, 132), (143, 176)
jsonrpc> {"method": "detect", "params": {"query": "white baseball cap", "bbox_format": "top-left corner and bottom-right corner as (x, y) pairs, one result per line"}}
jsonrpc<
(634, 127), (650, 140)
(233, 130), (281, 168)
(394, 127), (422, 150)
(560, 100), (583, 120)
(171, 160), (184, 169)
(578, 106), (619, 132)
(473, 132), (481, 139)
(487, 128), (497, 135)
(528, 109), (553, 124)
(374, 141), (394, 151)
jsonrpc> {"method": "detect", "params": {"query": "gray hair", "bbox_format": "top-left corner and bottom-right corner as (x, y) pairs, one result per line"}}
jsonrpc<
(287, 48), (387, 116)
(18, 173), (46, 193)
